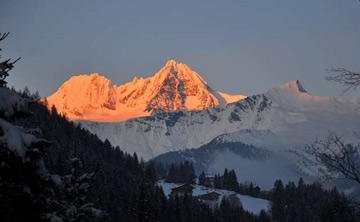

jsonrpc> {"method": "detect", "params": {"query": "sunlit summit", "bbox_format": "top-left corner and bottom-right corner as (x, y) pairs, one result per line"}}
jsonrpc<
(46, 59), (246, 122)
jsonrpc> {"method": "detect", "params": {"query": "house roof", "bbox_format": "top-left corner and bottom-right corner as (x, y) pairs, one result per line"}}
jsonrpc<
(198, 191), (221, 201)
(171, 184), (194, 192)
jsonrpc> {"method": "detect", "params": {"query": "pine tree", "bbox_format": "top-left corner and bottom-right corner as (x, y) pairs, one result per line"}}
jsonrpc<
(165, 164), (176, 183)
(259, 210), (271, 222)
(129, 177), (160, 222)
(228, 170), (239, 191)
(198, 171), (206, 186)
(61, 157), (103, 221)
(213, 174), (221, 189)
(0, 32), (20, 87)
(165, 161), (196, 184)
(22, 86), (31, 98)
(223, 168), (229, 188)
(271, 180), (286, 222)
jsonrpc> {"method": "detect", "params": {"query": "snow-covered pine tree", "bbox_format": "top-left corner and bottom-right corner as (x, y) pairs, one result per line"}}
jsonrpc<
(60, 157), (103, 221)
(0, 32), (20, 87)
(0, 92), (56, 221)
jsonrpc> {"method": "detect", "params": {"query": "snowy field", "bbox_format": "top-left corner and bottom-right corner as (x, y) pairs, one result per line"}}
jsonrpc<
(158, 180), (270, 214)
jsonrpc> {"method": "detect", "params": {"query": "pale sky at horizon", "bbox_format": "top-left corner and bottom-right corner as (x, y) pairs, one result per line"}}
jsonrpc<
(1, 0), (360, 98)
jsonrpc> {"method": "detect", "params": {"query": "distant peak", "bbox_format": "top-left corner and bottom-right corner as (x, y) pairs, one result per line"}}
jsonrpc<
(46, 60), (239, 122)
(279, 80), (307, 93)
(165, 59), (181, 67)
(71, 72), (107, 80)
(131, 76), (143, 82)
(63, 73), (113, 88)
(162, 59), (192, 72)
(155, 59), (204, 82)
(90, 72), (101, 77)
(218, 91), (246, 103)
(89, 72), (106, 80)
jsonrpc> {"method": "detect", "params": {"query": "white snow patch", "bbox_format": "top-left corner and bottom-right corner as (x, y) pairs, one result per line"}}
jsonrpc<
(157, 180), (270, 214)
(237, 194), (270, 214)
(0, 118), (48, 159)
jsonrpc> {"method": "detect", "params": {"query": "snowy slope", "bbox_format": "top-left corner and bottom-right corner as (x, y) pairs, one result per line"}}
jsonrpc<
(218, 91), (246, 103)
(0, 118), (46, 160)
(158, 180), (270, 214)
(149, 81), (360, 189)
(80, 94), (274, 159)
(46, 60), (245, 122)
(153, 135), (305, 189)
(81, 80), (360, 160)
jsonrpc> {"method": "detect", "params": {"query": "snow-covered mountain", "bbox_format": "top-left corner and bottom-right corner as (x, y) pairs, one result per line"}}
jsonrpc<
(80, 80), (360, 160)
(46, 60), (245, 122)
(149, 81), (360, 190)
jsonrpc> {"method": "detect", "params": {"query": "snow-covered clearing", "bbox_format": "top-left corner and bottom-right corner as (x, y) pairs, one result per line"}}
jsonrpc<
(158, 180), (270, 214)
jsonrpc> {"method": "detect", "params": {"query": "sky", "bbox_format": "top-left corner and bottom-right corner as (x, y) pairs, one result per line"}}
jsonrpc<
(1, 0), (360, 98)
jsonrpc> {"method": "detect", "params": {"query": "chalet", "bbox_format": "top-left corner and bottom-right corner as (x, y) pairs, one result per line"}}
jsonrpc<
(197, 191), (221, 208)
(170, 184), (194, 197)
(202, 175), (215, 187)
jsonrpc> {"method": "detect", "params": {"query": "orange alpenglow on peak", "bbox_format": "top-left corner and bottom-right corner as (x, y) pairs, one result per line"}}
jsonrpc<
(278, 80), (307, 93)
(45, 59), (246, 122)
(165, 59), (178, 66)
(217, 92), (247, 103)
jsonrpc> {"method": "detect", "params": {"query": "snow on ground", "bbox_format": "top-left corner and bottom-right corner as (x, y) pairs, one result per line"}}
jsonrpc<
(236, 194), (270, 214)
(0, 88), (49, 160)
(0, 118), (50, 160)
(0, 119), (34, 157)
(157, 180), (270, 214)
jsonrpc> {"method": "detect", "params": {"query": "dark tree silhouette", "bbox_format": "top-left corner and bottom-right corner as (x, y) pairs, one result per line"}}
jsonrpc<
(307, 63), (360, 186)
(327, 68), (360, 92)
(306, 134), (360, 185)
(0, 32), (20, 87)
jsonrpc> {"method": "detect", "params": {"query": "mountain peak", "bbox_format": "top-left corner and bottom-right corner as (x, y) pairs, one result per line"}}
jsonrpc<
(46, 60), (242, 122)
(156, 59), (205, 82)
(146, 59), (225, 112)
(165, 59), (181, 67)
(68, 72), (111, 83)
(278, 80), (307, 93)
(90, 72), (102, 77)
(159, 59), (194, 77)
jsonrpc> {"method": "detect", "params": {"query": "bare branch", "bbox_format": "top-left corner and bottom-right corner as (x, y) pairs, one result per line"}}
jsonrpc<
(305, 134), (360, 185)
(326, 68), (360, 93)
(0, 32), (10, 42)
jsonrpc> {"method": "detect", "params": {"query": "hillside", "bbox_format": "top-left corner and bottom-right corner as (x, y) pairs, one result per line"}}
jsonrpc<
(80, 80), (360, 160)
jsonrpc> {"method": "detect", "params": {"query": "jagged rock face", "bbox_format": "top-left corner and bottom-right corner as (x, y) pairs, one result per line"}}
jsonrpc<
(46, 59), (244, 122)
(80, 80), (360, 160)
(149, 60), (217, 111)
(81, 94), (274, 160)
(46, 73), (118, 118)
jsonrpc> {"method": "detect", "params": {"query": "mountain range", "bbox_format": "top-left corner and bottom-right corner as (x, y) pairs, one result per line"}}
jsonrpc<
(46, 60), (245, 122)
(45, 59), (360, 190)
